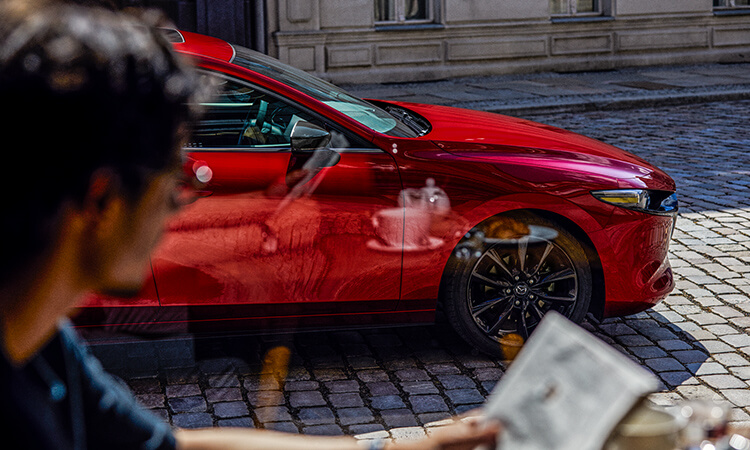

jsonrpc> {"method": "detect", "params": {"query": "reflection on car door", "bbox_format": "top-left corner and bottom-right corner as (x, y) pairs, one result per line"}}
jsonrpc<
(150, 75), (403, 319)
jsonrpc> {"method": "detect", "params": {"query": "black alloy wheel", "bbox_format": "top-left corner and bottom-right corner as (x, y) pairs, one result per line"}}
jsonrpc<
(441, 214), (592, 357)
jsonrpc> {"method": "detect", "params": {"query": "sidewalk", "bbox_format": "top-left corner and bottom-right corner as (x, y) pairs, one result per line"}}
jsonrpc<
(341, 62), (750, 116)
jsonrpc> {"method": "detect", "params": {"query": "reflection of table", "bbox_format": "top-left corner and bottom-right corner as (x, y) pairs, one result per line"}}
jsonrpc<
(603, 401), (682, 450)
(605, 400), (746, 450)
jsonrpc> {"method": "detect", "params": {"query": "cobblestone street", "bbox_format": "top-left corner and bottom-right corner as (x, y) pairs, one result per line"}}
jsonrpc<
(87, 99), (750, 440)
(531, 100), (750, 423)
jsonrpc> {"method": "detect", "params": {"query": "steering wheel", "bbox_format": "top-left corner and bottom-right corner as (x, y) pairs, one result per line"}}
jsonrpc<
(239, 98), (269, 146)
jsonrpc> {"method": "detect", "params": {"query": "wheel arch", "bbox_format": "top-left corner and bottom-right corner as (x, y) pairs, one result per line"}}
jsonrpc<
(437, 208), (606, 320)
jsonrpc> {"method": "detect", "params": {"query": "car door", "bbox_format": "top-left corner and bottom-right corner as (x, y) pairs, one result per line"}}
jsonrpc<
(151, 73), (403, 318)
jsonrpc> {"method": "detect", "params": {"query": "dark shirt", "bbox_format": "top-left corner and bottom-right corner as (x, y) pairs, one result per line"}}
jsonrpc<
(0, 320), (176, 450)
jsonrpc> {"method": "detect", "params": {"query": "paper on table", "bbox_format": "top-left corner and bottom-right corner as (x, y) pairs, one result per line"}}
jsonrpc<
(483, 311), (659, 450)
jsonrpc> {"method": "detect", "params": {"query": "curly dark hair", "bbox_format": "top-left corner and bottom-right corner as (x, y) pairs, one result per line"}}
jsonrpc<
(0, 0), (206, 286)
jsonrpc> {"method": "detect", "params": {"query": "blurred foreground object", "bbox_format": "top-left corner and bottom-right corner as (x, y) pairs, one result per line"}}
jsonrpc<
(605, 401), (685, 450)
(483, 311), (659, 450)
(482, 311), (742, 450)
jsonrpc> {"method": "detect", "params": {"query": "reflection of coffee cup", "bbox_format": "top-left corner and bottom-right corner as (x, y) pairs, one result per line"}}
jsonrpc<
(372, 207), (431, 248)
(605, 403), (684, 450)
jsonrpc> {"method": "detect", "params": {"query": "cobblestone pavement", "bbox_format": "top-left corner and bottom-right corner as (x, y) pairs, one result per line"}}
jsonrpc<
(87, 99), (750, 441)
(532, 100), (750, 423)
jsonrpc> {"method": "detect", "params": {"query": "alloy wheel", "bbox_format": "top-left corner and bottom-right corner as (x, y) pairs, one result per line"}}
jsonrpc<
(466, 237), (579, 340)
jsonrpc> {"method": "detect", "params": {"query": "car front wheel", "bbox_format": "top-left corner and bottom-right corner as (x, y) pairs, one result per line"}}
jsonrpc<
(441, 214), (592, 357)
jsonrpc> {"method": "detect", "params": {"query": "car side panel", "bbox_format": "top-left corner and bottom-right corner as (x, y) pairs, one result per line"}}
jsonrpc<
(152, 148), (404, 315)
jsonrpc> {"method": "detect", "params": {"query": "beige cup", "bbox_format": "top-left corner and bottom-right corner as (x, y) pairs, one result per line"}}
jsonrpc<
(372, 207), (431, 248)
(605, 403), (684, 450)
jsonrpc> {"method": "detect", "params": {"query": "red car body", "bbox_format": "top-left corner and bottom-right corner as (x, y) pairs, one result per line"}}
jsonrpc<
(76, 31), (675, 345)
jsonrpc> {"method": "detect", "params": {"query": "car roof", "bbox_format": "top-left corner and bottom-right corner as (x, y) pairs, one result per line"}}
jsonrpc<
(163, 28), (235, 63)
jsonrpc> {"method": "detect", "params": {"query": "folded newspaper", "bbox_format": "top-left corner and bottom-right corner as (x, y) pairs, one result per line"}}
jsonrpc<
(483, 311), (660, 450)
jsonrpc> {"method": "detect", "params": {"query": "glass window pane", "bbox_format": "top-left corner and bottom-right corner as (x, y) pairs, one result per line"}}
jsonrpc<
(376, 0), (395, 22)
(737, 0), (750, 6)
(192, 78), (253, 147)
(193, 76), (317, 148)
(404, 0), (428, 20)
(551, 0), (602, 14)
(578, 0), (597, 13)
(230, 46), (417, 137)
(550, 0), (567, 14)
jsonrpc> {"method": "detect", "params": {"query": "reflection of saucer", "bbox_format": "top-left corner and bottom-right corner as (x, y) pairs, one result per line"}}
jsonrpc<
(367, 236), (444, 252)
(482, 225), (559, 245)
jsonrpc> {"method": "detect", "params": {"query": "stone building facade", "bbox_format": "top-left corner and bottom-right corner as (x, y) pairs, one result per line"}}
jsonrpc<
(267, 0), (750, 84)
(119, 1), (750, 84)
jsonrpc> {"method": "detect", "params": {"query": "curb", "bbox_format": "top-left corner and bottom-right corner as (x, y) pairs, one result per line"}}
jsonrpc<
(480, 88), (750, 116)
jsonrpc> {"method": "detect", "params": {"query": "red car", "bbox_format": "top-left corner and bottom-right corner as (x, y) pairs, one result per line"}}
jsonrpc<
(76, 30), (677, 356)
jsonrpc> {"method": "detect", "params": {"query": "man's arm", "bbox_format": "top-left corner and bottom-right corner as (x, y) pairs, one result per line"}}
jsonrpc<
(59, 322), (176, 449)
(175, 416), (501, 450)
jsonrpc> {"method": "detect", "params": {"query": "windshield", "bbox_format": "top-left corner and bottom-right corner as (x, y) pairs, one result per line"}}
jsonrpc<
(230, 45), (417, 138)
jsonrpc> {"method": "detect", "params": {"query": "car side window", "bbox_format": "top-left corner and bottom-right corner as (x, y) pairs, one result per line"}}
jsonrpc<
(188, 74), (372, 150)
(188, 75), (314, 149)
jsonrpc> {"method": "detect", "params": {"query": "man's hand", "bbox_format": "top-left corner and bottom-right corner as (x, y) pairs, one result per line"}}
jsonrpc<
(391, 415), (502, 450)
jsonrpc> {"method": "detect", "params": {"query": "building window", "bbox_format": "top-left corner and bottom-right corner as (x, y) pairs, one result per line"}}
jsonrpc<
(376, 0), (433, 24)
(551, 0), (601, 16)
(714, 0), (750, 8)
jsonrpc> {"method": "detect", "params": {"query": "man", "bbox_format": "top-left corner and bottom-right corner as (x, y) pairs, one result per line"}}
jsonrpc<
(0, 1), (501, 448)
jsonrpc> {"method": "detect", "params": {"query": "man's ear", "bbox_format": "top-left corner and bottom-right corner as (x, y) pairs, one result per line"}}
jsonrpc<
(81, 169), (125, 230)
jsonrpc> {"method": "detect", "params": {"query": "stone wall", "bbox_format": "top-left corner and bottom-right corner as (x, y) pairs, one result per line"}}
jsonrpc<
(267, 0), (750, 84)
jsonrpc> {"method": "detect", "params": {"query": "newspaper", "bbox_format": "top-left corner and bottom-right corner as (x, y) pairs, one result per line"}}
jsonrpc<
(483, 311), (659, 450)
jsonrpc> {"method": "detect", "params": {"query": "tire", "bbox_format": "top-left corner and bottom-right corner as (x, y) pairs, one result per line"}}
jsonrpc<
(441, 213), (592, 358)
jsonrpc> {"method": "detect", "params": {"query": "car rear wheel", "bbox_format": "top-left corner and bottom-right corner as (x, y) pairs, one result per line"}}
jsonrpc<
(441, 213), (592, 357)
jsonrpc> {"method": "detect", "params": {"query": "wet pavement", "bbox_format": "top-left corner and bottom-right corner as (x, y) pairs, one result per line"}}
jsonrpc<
(85, 64), (750, 443)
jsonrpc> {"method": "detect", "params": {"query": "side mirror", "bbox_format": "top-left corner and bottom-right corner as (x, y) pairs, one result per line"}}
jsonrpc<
(290, 121), (331, 153)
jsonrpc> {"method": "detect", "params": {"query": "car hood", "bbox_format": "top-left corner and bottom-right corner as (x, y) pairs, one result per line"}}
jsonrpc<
(385, 101), (675, 191)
